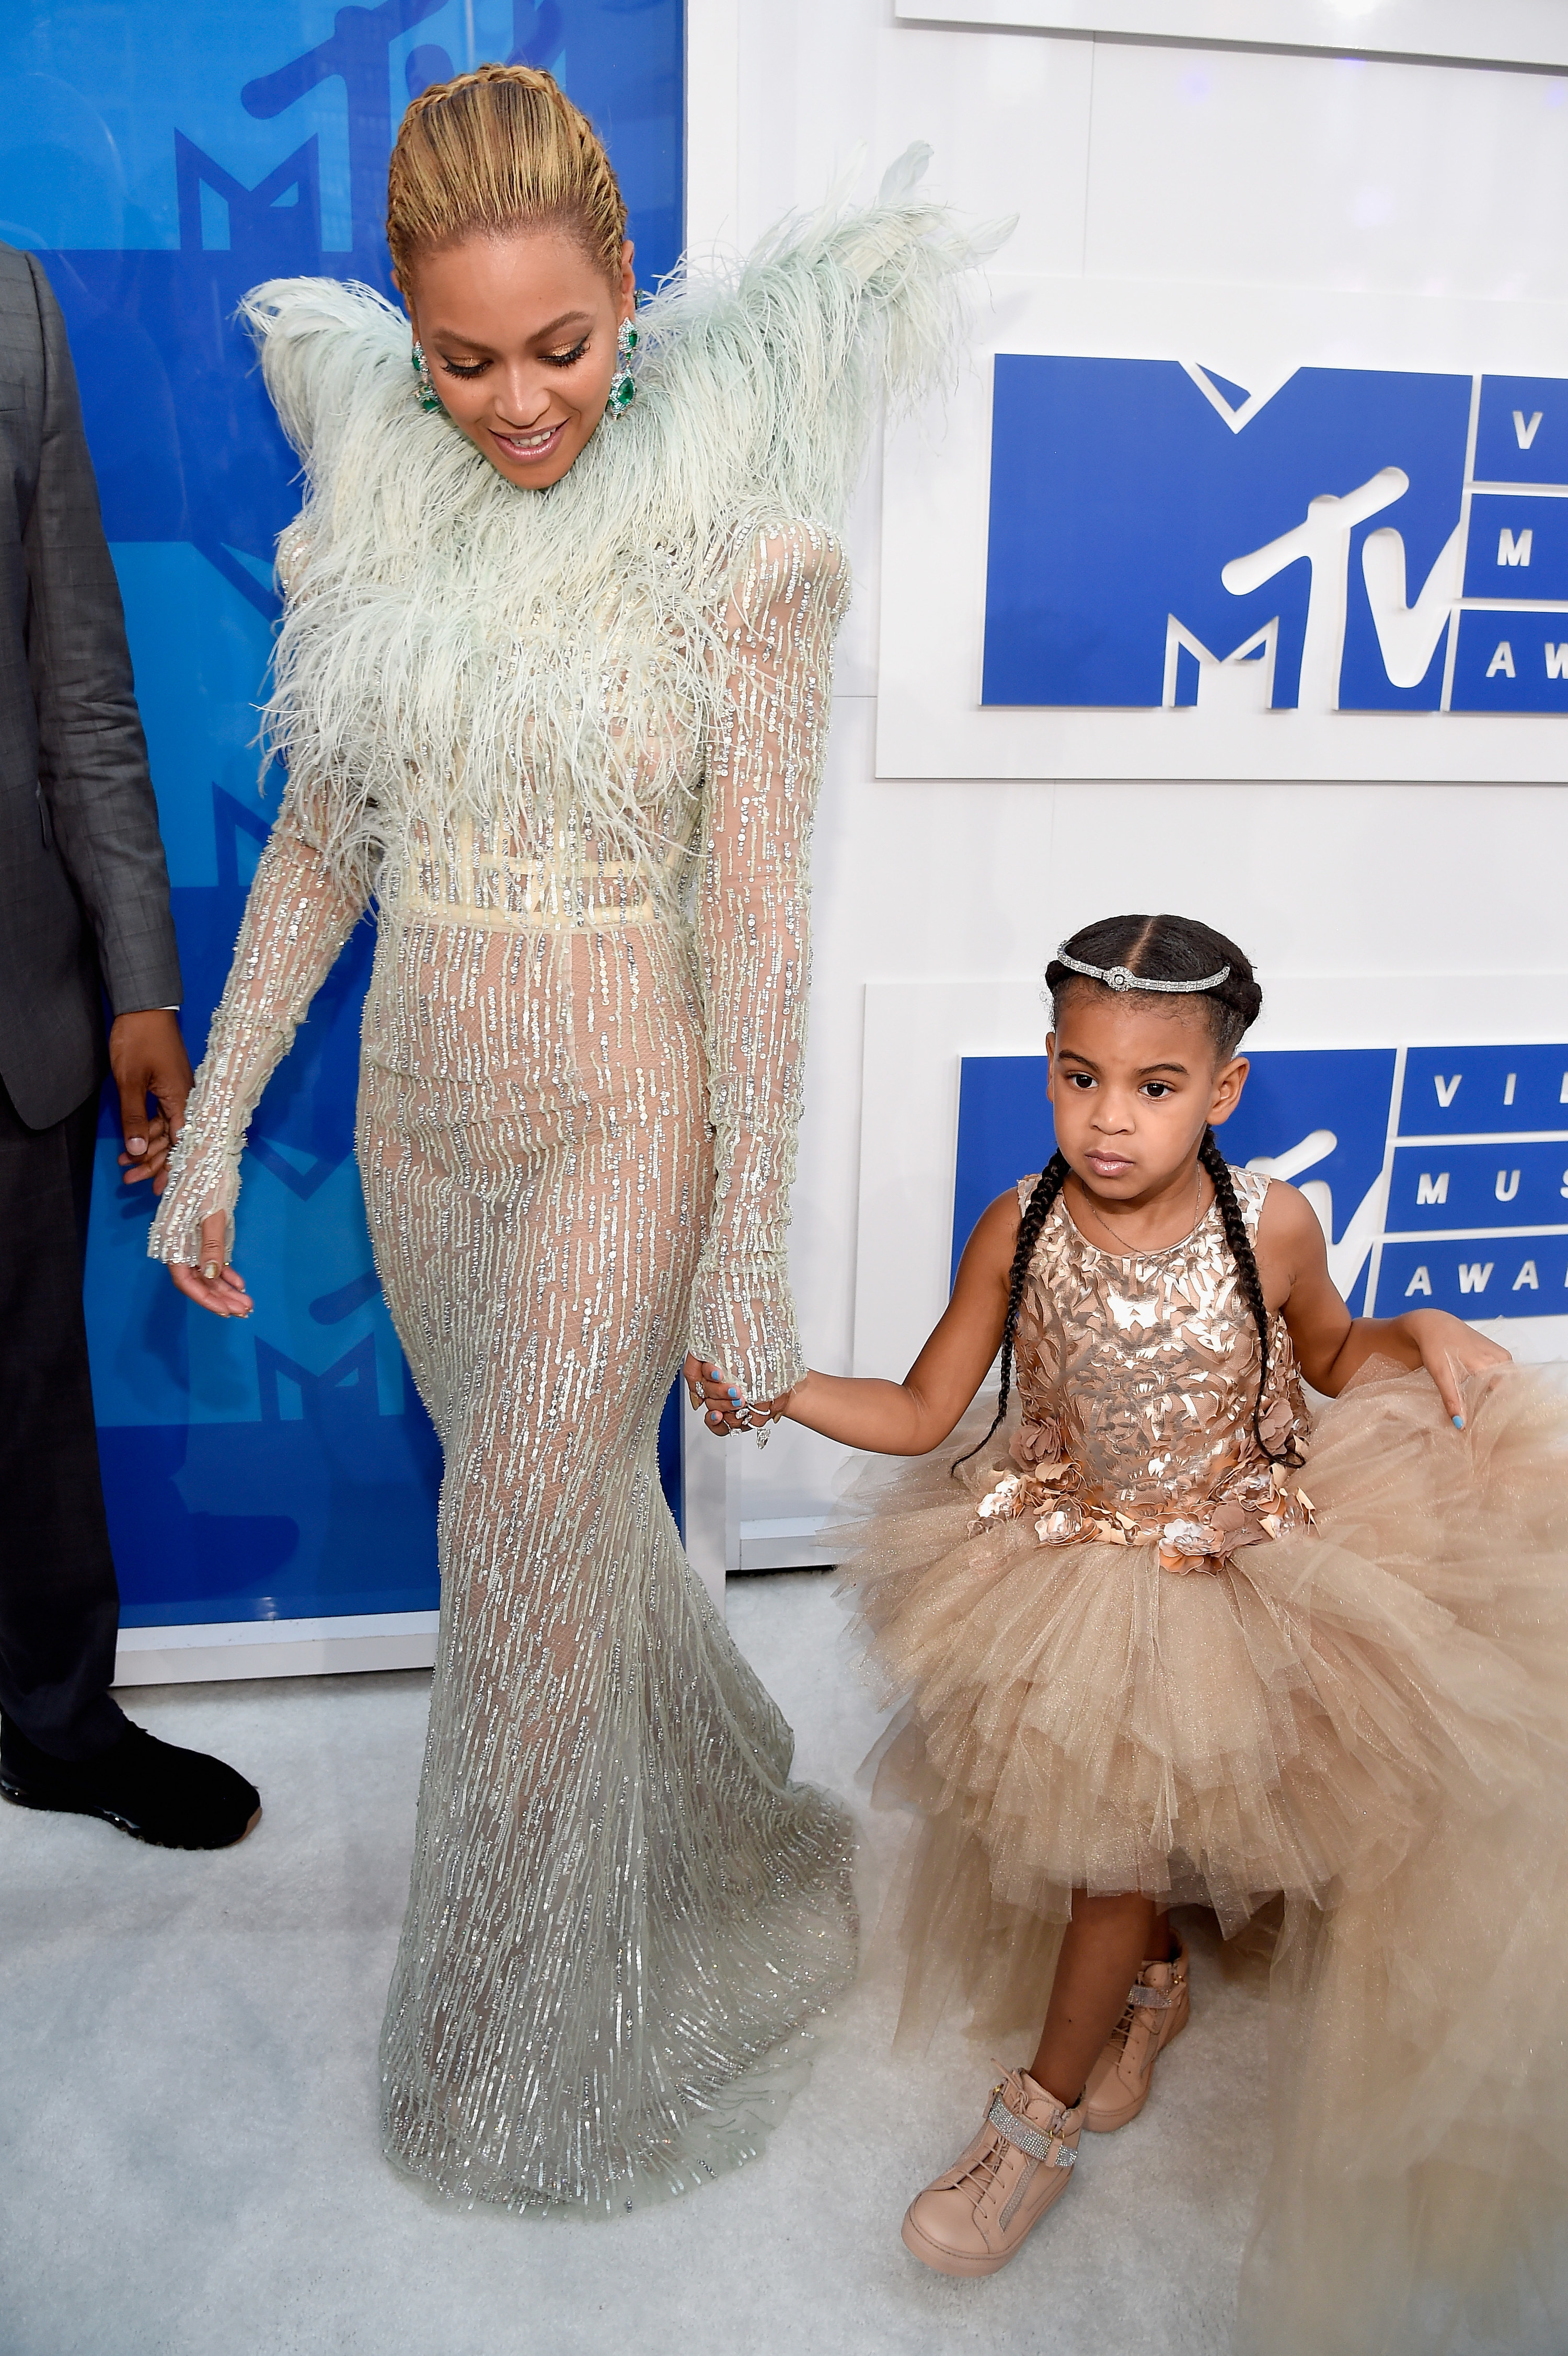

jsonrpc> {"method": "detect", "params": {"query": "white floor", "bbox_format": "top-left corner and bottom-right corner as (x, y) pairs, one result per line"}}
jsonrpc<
(1, 1573), (1270, 2356)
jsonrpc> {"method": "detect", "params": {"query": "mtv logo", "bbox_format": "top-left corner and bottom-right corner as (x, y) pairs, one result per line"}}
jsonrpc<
(982, 359), (1568, 715)
(953, 1044), (1568, 1321)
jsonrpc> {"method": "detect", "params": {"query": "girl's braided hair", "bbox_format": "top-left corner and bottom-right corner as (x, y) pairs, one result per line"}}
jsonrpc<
(955, 913), (1302, 1474)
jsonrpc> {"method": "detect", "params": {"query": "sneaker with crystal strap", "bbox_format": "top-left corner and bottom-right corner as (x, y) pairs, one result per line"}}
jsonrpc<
(901, 2068), (1084, 2278)
(1081, 1934), (1190, 2134)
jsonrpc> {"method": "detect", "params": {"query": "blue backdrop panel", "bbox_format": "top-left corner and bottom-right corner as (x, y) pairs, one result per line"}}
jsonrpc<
(950, 1045), (1568, 1326)
(981, 355), (1568, 717)
(1, 1), (684, 1628)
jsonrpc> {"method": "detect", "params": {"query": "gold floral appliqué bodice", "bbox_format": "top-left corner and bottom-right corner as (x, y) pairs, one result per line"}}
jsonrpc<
(977, 1168), (1315, 1573)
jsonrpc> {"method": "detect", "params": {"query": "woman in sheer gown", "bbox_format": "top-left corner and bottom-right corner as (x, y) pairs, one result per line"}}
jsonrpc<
(149, 66), (983, 2213)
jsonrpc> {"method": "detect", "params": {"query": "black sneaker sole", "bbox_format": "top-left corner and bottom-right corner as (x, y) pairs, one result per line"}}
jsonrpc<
(0, 1770), (261, 1851)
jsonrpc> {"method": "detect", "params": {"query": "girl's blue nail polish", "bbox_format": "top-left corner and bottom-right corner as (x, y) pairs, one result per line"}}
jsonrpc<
(1452, 1414), (1465, 1429)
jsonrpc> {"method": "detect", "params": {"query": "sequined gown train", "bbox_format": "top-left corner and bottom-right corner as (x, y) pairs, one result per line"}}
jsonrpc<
(149, 163), (983, 2212)
(837, 1171), (1568, 2351)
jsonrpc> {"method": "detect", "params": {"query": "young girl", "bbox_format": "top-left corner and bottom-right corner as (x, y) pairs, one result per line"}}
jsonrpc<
(690, 912), (1568, 2352)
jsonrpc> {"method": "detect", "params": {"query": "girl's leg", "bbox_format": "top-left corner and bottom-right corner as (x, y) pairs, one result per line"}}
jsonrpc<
(1030, 1889), (1158, 2101)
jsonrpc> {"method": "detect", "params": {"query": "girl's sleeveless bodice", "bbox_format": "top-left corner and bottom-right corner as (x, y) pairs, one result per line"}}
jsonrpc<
(978, 1168), (1314, 1572)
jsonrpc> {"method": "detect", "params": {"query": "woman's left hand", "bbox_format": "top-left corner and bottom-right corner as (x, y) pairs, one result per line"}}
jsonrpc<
(1398, 1309), (1512, 1427)
(683, 1353), (790, 1438)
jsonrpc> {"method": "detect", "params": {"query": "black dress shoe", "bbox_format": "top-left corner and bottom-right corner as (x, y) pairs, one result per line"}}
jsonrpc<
(0, 1717), (261, 1849)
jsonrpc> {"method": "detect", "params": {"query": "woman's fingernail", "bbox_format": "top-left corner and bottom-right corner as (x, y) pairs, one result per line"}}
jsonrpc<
(1452, 1413), (1465, 1429)
(201, 1262), (218, 1281)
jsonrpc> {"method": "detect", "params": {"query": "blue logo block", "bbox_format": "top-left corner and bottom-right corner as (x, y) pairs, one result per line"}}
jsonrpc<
(1379, 1239), (1568, 1315)
(983, 356), (1568, 718)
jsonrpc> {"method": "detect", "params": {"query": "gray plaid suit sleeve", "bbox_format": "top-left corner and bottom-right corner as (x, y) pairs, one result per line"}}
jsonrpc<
(21, 255), (181, 1015)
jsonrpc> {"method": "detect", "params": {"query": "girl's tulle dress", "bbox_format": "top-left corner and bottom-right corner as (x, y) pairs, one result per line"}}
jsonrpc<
(835, 1168), (1568, 2353)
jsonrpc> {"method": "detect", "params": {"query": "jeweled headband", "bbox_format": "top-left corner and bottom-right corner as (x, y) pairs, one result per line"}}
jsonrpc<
(1054, 946), (1231, 994)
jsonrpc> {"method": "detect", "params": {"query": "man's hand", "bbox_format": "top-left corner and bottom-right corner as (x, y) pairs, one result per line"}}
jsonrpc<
(111, 1009), (192, 1193)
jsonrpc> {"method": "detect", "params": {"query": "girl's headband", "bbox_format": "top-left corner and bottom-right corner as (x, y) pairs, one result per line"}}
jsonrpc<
(1054, 946), (1231, 995)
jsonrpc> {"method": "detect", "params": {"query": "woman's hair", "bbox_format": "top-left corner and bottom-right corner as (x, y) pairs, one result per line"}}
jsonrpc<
(955, 913), (1301, 1477)
(386, 64), (627, 290)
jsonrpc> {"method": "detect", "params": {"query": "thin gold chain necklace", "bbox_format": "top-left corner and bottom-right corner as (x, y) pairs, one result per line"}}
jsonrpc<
(1078, 1164), (1203, 1257)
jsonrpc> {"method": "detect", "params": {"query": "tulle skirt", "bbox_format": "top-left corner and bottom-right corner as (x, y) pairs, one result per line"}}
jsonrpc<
(835, 1360), (1568, 2353)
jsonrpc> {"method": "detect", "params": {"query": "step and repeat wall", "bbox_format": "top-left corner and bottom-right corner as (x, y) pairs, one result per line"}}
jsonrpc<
(0, 2), (684, 1654)
(7, 0), (1568, 1650)
(707, 0), (1568, 1555)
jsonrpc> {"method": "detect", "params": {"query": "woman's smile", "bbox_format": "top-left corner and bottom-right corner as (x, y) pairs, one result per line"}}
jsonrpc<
(490, 418), (568, 463)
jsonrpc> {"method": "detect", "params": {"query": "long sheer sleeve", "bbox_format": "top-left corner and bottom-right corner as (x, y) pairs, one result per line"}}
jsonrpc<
(147, 784), (368, 1267)
(688, 524), (849, 1401)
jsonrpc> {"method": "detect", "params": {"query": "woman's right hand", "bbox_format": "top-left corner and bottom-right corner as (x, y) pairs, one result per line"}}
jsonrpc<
(168, 1211), (254, 1318)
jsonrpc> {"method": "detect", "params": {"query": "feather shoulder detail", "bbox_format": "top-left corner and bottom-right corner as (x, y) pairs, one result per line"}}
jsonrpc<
(237, 151), (1001, 890)
(243, 146), (1001, 551)
(622, 143), (1006, 549)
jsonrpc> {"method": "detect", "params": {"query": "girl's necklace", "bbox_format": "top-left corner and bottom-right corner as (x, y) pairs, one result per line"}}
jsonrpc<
(1079, 1165), (1203, 1257)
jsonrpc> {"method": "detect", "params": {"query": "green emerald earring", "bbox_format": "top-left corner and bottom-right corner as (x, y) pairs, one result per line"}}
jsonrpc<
(411, 342), (442, 413)
(606, 318), (637, 417)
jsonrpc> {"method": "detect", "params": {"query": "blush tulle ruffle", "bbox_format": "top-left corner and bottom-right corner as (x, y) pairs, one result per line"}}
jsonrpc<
(834, 1360), (1568, 2354)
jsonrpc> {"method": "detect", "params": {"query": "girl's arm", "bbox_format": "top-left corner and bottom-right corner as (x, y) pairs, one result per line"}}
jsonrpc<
(1261, 1180), (1510, 1423)
(702, 1187), (1021, 1455)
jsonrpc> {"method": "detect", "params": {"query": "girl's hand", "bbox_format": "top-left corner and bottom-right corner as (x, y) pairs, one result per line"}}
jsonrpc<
(168, 1211), (254, 1319)
(682, 1353), (790, 1438)
(1397, 1308), (1511, 1427)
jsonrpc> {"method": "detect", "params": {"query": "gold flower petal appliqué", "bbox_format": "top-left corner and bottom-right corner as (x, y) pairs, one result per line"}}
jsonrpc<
(973, 1171), (1313, 1575)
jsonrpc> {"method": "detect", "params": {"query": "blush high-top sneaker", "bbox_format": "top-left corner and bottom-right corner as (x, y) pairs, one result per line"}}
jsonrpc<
(1081, 1934), (1190, 2133)
(901, 2067), (1083, 2278)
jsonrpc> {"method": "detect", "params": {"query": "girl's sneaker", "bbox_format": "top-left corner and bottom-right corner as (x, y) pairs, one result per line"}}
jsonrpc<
(901, 2068), (1083, 2278)
(1081, 1935), (1190, 2133)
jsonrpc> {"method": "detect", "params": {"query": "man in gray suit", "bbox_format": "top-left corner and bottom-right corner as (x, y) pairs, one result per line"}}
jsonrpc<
(0, 247), (259, 1847)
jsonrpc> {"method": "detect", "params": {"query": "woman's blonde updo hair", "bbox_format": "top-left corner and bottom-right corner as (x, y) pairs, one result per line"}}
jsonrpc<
(386, 64), (628, 290)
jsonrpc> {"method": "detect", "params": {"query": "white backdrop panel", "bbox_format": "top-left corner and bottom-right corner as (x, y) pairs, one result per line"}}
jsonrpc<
(893, 0), (1568, 72)
(878, 273), (1568, 781)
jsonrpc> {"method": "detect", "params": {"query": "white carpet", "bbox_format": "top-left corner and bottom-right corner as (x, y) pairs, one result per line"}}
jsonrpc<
(0, 1572), (1270, 2356)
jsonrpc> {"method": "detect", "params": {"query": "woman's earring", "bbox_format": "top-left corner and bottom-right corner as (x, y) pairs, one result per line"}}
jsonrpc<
(605, 318), (638, 417)
(411, 342), (442, 413)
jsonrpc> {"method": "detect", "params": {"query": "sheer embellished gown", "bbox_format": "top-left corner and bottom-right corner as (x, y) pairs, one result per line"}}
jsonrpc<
(149, 163), (983, 2212)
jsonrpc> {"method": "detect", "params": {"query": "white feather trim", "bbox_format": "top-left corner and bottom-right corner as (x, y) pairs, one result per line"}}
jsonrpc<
(240, 149), (1002, 899)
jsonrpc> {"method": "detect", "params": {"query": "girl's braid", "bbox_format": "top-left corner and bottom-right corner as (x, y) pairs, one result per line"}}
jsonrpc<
(1200, 1128), (1301, 1467)
(952, 1150), (1071, 1473)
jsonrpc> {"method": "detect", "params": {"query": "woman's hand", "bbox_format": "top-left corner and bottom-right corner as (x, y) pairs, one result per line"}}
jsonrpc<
(682, 1353), (790, 1437)
(1396, 1308), (1511, 1427)
(168, 1211), (254, 1319)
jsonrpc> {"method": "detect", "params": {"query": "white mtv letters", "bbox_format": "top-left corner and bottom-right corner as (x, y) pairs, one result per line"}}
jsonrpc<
(976, 353), (1568, 736)
(1243, 1127), (1386, 1300)
(1361, 516), (1465, 693)
(1219, 468), (1409, 712)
